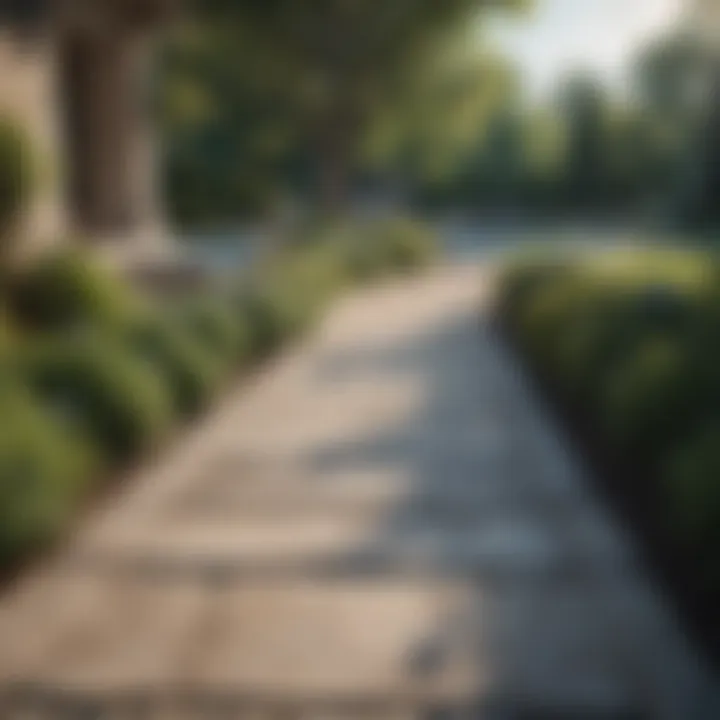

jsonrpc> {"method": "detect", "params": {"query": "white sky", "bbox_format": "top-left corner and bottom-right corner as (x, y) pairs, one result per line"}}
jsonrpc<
(488, 0), (686, 98)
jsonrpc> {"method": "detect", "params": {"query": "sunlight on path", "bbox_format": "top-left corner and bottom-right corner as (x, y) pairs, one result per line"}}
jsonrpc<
(0, 265), (715, 719)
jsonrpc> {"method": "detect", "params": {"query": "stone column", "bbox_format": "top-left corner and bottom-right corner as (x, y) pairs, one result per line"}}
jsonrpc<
(61, 27), (166, 252)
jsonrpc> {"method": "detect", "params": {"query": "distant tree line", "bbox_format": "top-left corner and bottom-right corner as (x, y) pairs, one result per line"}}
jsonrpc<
(414, 32), (717, 227)
(158, 6), (718, 231)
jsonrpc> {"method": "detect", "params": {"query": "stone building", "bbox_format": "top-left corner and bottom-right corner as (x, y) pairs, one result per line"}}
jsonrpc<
(0, 1), (171, 257)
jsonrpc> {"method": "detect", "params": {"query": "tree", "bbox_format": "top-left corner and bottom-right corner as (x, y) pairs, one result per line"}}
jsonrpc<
(556, 74), (609, 213)
(633, 32), (718, 227)
(165, 0), (527, 221)
(680, 69), (720, 228)
(160, 21), (309, 225)
(364, 49), (516, 197)
(635, 34), (709, 123)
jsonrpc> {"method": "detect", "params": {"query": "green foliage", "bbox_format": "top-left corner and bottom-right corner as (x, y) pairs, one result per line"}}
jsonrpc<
(0, 383), (93, 566)
(557, 75), (608, 210)
(513, 276), (586, 372)
(126, 317), (227, 417)
(0, 116), (35, 254)
(20, 333), (174, 465)
(241, 285), (302, 358)
(343, 217), (438, 280)
(679, 78), (720, 229)
(0, 228), (435, 572)
(501, 250), (718, 408)
(497, 258), (572, 324)
(600, 338), (694, 457)
(372, 217), (438, 272)
(235, 218), (437, 358)
(663, 424), (720, 592)
(498, 260), (615, 400)
(162, 1), (522, 222)
(241, 258), (329, 357)
(9, 249), (145, 332)
(415, 31), (716, 223)
(498, 247), (720, 586)
(0, 303), (16, 357)
(664, 426), (720, 553)
(180, 297), (250, 366)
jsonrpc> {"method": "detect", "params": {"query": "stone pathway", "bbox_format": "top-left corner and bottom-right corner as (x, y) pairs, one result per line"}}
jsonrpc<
(0, 265), (716, 719)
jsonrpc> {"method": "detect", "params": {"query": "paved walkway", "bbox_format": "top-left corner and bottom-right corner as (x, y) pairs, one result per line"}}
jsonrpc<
(0, 266), (716, 718)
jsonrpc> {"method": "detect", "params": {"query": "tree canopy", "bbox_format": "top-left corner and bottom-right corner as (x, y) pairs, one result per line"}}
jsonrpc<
(161, 0), (526, 224)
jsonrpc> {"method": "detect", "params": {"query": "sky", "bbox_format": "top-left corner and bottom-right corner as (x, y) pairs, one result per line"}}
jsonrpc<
(488, 0), (686, 98)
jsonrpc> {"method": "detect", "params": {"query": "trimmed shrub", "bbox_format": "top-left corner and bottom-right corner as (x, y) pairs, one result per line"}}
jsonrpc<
(342, 235), (386, 281)
(496, 258), (574, 328)
(9, 249), (145, 332)
(513, 278), (585, 368)
(126, 317), (227, 417)
(297, 241), (350, 301)
(0, 116), (35, 258)
(0, 219), (439, 572)
(495, 247), (720, 603)
(342, 217), (438, 281)
(599, 338), (692, 458)
(663, 426), (720, 591)
(664, 426), (720, 547)
(181, 297), (250, 366)
(240, 250), (339, 358)
(550, 293), (622, 402)
(0, 383), (93, 565)
(0, 302), (15, 357)
(235, 218), (438, 361)
(241, 281), (312, 358)
(20, 333), (174, 465)
(498, 254), (718, 412)
(376, 217), (438, 271)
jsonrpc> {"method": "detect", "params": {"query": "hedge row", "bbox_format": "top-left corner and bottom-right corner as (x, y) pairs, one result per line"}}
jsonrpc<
(0, 216), (437, 569)
(0, 116), (35, 258)
(496, 248), (720, 592)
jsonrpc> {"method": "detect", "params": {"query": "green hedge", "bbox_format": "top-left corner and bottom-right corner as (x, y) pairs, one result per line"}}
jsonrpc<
(496, 248), (720, 588)
(0, 116), (35, 258)
(340, 217), (438, 281)
(0, 383), (93, 565)
(8, 249), (145, 332)
(181, 298), (250, 366)
(19, 333), (174, 465)
(0, 215), (438, 571)
(125, 316), (228, 417)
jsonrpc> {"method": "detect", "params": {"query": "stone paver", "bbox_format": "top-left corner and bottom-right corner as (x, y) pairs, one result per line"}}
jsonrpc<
(0, 265), (716, 719)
